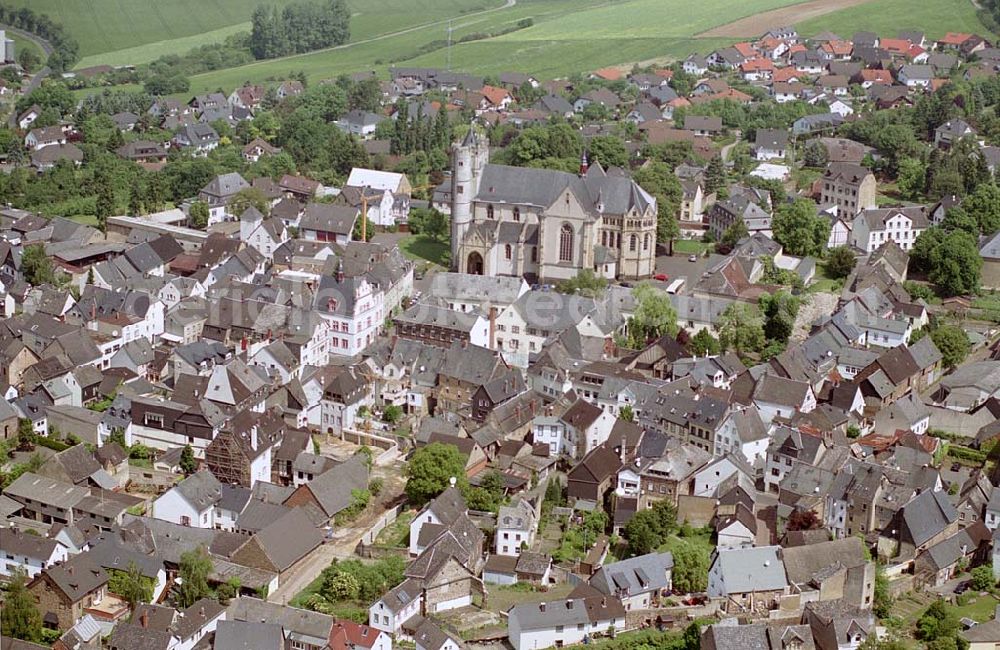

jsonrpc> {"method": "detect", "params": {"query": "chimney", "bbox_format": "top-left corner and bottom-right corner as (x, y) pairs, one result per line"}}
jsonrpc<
(251, 425), (258, 451)
(140, 610), (148, 628)
(91, 303), (96, 320)
(336, 259), (345, 283)
(489, 306), (497, 349)
(566, 600), (574, 610)
(539, 602), (546, 612)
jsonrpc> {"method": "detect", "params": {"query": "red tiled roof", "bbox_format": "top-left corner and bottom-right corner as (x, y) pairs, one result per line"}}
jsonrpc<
(592, 67), (623, 81)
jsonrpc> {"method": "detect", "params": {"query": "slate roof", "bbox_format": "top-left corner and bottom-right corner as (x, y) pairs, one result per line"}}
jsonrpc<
(711, 546), (787, 594)
(473, 163), (654, 218)
(293, 454), (369, 517)
(174, 470), (223, 510)
(590, 552), (674, 597)
(902, 489), (957, 547)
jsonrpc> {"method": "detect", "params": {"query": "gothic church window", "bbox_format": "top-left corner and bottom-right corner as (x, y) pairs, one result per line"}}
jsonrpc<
(560, 224), (573, 262)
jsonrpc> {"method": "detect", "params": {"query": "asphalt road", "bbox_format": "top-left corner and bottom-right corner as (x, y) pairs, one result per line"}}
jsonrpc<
(4, 25), (54, 126)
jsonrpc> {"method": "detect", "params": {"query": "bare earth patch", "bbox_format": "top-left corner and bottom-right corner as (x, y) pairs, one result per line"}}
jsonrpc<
(698, 0), (876, 38)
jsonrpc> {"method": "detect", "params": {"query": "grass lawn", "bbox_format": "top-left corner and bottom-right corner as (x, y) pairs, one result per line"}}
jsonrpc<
(953, 593), (1000, 623)
(66, 214), (101, 227)
(808, 263), (842, 294)
(399, 235), (450, 267)
(11, 34), (44, 64)
(374, 510), (415, 548)
(486, 582), (574, 614)
(672, 239), (711, 255)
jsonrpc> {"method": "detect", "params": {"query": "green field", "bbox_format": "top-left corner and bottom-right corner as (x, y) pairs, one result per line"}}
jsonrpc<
(183, 0), (790, 93)
(4, 0), (499, 68)
(794, 0), (985, 40)
(180, 0), (991, 95)
(10, 34), (44, 63)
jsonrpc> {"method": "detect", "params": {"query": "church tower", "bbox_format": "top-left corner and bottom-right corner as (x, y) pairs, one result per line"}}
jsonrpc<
(450, 125), (488, 270)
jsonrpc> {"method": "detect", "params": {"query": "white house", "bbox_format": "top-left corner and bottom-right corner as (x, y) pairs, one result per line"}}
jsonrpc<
(589, 552), (673, 610)
(752, 374), (816, 425)
(986, 487), (1000, 531)
(369, 578), (423, 637)
(150, 470), (222, 528)
(717, 505), (757, 549)
(316, 273), (385, 358)
(851, 207), (928, 253)
(691, 455), (754, 498)
(495, 499), (538, 557)
(409, 486), (467, 556)
(0, 528), (69, 579)
(507, 596), (626, 650)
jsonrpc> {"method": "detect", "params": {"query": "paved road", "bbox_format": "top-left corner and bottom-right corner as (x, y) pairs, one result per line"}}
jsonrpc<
(4, 25), (54, 126)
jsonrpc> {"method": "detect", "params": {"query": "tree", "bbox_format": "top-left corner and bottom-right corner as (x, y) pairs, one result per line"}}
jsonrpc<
(717, 302), (765, 356)
(216, 578), (241, 605)
(917, 600), (961, 644)
(189, 201), (209, 229)
(971, 564), (995, 591)
(927, 229), (982, 296)
(623, 500), (676, 555)
(405, 442), (467, 506)
(896, 157), (926, 201)
(17, 48), (40, 74)
(588, 135), (629, 169)
(801, 139), (828, 168)
(690, 329), (720, 356)
(21, 243), (54, 286)
(383, 404), (403, 424)
(705, 155), (725, 194)
(786, 509), (822, 531)
(873, 564), (893, 619)
(94, 169), (116, 231)
(110, 561), (153, 611)
(671, 538), (710, 593)
(719, 220), (749, 251)
(625, 282), (679, 348)
(179, 445), (197, 476)
(619, 405), (634, 422)
(107, 427), (127, 449)
(961, 182), (1000, 234)
(1, 570), (42, 642)
(633, 162), (683, 248)
(324, 571), (360, 601)
(931, 325), (971, 369)
(408, 208), (448, 242)
(229, 187), (270, 218)
(824, 246), (856, 280)
(555, 269), (608, 298)
(464, 470), (505, 512)
(772, 198), (830, 257)
(759, 291), (800, 345)
(177, 545), (212, 608)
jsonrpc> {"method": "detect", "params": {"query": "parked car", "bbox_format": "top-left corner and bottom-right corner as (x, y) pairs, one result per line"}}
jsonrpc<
(688, 254), (698, 262)
(653, 273), (668, 281)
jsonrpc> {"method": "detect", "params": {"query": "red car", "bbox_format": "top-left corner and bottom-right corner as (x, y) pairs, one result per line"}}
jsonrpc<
(653, 273), (669, 281)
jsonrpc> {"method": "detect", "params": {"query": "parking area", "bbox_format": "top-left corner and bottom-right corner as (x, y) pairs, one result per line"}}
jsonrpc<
(653, 250), (713, 291)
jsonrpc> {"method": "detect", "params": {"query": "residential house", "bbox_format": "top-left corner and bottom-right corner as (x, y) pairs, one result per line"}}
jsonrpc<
(589, 552), (673, 610)
(507, 591), (626, 650)
(851, 206), (928, 253)
(820, 162), (876, 217)
(707, 546), (788, 613)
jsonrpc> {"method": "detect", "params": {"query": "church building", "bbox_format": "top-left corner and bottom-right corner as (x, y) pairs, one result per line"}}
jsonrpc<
(450, 129), (657, 282)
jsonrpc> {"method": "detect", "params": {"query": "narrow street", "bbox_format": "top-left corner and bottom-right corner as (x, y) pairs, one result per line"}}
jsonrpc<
(268, 457), (408, 605)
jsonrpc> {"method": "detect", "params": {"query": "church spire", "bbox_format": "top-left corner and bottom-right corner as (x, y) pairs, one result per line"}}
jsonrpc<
(579, 149), (589, 176)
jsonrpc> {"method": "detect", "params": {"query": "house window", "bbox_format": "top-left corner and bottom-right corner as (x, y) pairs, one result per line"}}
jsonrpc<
(559, 223), (574, 262)
(487, 204), (495, 219)
(505, 244), (512, 260)
(513, 206), (521, 222)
